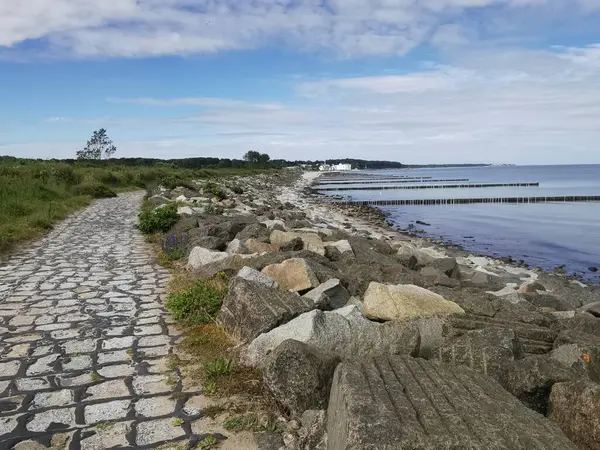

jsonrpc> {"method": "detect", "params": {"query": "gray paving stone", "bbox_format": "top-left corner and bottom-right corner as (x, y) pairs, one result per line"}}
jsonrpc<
(135, 395), (177, 418)
(102, 336), (135, 350)
(136, 417), (186, 446)
(132, 375), (173, 395)
(84, 400), (131, 424)
(31, 389), (74, 409)
(27, 407), (76, 432)
(97, 350), (131, 365)
(0, 415), (20, 437)
(134, 324), (163, 336)
(61, 355), (93, 371)
(26, 354), (58, 376)
(97, 364), (135, 378)
(62, 338), (97, 354)
(138, 335), (170, 347)
(16, 377), (51, 391)
(81, 420), (132, 449)
(85, 379), (130, 401)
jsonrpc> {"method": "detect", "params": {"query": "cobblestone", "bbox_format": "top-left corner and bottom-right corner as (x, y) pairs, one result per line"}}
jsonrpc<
(0, 193), (208, 447)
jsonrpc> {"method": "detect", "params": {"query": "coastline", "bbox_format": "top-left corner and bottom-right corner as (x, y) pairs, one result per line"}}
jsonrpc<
(303, 171), (600, 288)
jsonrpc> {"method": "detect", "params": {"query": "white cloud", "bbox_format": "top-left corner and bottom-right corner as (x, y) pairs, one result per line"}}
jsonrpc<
(1, 0), (599, 58)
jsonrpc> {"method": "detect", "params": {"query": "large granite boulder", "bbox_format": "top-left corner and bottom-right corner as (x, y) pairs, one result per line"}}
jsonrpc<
(187, 247), (229, 270)
(186, 234), (227, 252)
(225, 238), (247, 255)
(327, 356), (578, 450)
(262, 258), (320, 293)
(303, 279), (350, 310)
(548, 380), (600, 450)
(218, 277), (314, 342)
(263, 340), (340, 417)
(324, 240), (354, 262)
(246, 306), (421, 367)
(235, 222), (270, 242)
(245, 238), (279, 254)
(550, 343), (600, 383)
(237, 266), (279, 289)
(433, 328), (521, 384)
(504, 355), (581, 414)
(448, 313), (558, 356)
(270, 230), (325, 255)
(363, 282), (464, 322)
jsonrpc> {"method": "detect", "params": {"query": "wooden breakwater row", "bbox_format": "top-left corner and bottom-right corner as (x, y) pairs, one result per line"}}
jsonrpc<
(330, 196), (600, 206)
(316, 176), (432, 184)
(316, 182), (540, 192)
(315, 178), (470, 186)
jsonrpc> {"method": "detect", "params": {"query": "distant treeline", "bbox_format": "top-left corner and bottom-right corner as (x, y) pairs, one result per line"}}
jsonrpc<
(0, 155), (489, 170)
(0, 156), (407, 170)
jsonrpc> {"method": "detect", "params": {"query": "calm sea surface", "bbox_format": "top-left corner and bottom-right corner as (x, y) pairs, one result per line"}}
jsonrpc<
(317, 165), (600, 283)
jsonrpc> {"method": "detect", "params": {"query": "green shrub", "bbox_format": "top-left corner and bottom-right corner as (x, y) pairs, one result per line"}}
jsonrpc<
(138, 203), (179, 234)
(72, 183), (117, 198)
(165, 276), (228, 325)
(52, 165), (83, 185)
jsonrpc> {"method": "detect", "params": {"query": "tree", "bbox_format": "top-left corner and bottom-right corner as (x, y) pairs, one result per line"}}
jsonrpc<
(243, 150), (261, 164)
(76, 128), (117, 160)
(258, 153), (270, 166)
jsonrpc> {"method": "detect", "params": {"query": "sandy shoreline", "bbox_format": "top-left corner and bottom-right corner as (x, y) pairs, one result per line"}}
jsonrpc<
(281, 171), (598, 295)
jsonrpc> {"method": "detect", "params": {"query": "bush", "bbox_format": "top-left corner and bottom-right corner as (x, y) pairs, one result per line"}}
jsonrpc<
(72, 183), (117, 198)
(52, 165), (83, 185)
(165, 275), (228, 325)
(138, 203), (179, 234)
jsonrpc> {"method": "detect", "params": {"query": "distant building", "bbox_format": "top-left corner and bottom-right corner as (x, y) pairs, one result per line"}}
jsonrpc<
(318, 163), (352, 172)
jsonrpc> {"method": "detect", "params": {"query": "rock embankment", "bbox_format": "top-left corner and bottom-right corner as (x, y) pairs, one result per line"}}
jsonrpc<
(153, 171), (600, 449)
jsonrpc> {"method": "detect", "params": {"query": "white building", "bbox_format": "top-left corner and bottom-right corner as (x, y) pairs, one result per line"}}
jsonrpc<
(318, 163), (352, 172)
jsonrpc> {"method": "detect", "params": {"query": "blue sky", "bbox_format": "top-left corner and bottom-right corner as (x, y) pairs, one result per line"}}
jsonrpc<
(1, 0), (600, 164)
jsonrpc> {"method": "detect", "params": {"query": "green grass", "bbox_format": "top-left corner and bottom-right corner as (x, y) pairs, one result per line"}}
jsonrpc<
(165, 275), (228, 325)
(204, 357), (233, 378)
(0, 157), (277, 255)
(197, 435), (219, 449)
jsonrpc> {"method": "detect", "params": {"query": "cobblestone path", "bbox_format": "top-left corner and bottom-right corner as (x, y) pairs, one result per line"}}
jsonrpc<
(0, 192), (206, 449)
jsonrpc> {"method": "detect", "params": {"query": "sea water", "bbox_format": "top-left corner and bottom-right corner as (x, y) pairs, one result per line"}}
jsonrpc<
(318, 165), (600, 283)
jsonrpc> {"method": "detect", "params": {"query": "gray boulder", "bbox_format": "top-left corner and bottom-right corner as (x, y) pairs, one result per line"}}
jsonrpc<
(558, 312), (600, 337)
(279, 237), (303, 252)
(548, 380), (600, 450)
(579, 301), (600, 318)
(246, 306), (421, 367)
(303, 279), (350, 310)
(218, 277), (314, 342)
(226, 238), (247, 255)
(298, 409), (327, 450)
(187, 247), (228, 270)
(263, 340), (340, 417)
(448, 313), (558, 356)
(551, 343), (600, 383)
(327, 356), (578, 450)
(554, 329), (600, 348)
(187, 234), (227, 252)
(235, 222), (270, 242)
(504, 355), (581, 414)
(433, 328), (521, 384)
(148, 194), (171, 207)
(237, 266), (278, 289)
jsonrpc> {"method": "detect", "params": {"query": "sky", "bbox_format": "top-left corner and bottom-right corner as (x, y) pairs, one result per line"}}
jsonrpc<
(1, 1), (600, 165)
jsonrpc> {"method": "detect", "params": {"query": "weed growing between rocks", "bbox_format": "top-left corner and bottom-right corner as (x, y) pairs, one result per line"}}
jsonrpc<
(165, 273), (228, 325)
(197, 435), (219, 449)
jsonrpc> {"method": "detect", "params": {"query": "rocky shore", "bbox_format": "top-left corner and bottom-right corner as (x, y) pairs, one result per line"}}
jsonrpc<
(152, 170), (600, 449)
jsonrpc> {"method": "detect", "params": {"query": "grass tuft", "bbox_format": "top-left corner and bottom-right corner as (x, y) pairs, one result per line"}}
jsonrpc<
(197, 435), (218, 449)
(165, 275), (228, 325)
